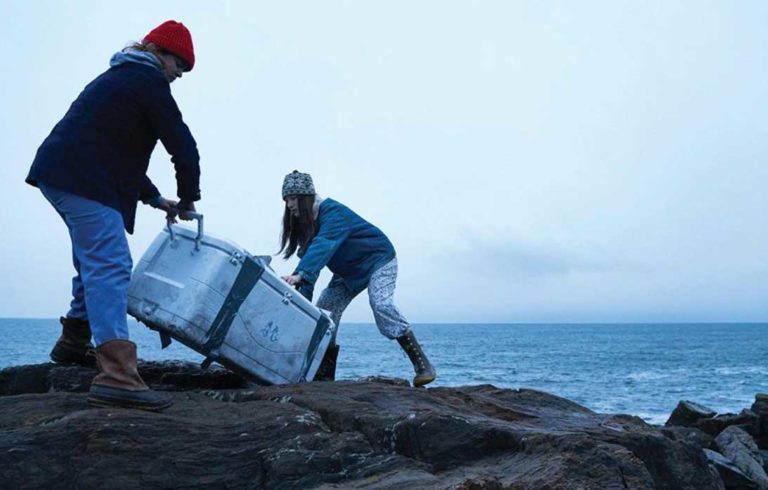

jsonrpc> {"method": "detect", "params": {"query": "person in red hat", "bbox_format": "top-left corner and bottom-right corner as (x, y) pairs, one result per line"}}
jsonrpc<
(25, 20), (202, 412)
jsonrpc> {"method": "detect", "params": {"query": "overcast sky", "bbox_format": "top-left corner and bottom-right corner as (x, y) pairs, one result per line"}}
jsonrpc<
(1, 1), (766, 323)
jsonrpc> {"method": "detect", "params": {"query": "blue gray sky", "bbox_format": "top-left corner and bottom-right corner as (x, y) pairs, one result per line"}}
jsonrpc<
(2, 1), (766, 322)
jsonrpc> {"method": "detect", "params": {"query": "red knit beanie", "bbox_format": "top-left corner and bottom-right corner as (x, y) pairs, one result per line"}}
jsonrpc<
(143, 20), (195, 71)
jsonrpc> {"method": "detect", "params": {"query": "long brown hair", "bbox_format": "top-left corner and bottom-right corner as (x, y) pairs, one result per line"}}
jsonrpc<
(125, 41), (169, 69)
(126, 41), (163, 56)
(279, 195), (317, 259)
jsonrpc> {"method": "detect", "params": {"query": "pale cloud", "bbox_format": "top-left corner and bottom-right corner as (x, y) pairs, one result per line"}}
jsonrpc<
(443, 236), (613, 279)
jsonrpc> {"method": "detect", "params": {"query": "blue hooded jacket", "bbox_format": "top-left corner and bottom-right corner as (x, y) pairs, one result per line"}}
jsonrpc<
(295, 199), (396, 300)
(26, 59), (200, 233)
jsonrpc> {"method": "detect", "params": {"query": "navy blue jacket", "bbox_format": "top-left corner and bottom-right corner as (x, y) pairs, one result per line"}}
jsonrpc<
(26, 62), (200, 233)
(295, 198), (396, 300)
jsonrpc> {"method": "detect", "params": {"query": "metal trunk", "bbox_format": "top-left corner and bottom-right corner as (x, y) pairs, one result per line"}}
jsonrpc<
(127, 220), (334, 385)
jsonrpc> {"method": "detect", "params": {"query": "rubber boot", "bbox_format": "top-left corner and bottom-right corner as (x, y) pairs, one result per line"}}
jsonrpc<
(313, 344), (339, 381)
(396, 330), (437, 387)
(50, 316), (97, 367)
(88, 339), (173, 411)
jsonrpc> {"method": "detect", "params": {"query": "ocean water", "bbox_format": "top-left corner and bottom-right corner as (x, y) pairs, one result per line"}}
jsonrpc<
(2, 318), (766, 425)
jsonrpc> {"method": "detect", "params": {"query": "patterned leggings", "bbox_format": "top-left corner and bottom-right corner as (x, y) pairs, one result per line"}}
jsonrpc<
(317, 258), (410, 341)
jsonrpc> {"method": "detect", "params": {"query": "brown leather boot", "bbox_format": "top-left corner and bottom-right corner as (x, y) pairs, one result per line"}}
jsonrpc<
(313, 344), (339, 381)
(396, 330), (436, 387)
(88, 339), (173, 411)
(50, 317), (97, 367)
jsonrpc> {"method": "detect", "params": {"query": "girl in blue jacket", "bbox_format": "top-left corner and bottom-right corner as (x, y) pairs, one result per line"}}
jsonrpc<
(25, 21), (201, 411)
(279, 171), (436, 387)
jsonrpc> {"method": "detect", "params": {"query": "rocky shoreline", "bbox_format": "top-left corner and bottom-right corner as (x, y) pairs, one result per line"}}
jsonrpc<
(1, 361), (766, 489)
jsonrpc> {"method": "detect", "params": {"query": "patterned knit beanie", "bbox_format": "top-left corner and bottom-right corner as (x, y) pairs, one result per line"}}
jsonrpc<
(282, 170), (315, 198)
(144, 20), (195, 71)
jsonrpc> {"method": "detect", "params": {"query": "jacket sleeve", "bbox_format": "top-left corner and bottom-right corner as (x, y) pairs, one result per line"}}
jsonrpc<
(142, 78), (201, 202)
(294, 207), (350, 286)
(138, 175), (161, 204)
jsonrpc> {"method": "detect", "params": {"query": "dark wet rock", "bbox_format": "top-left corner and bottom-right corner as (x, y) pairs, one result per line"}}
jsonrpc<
(704, 449), (755, 489)
(715, 426), (768, 489)
(0, 360), (248, 396)
(0, 363), (725, 489)
(666, 400), (717, 427)
(136, 359), (250, 391)
(662, 425), (716, 450)
(356, 376), (411, 387)
(752, 394), (768, 449)
(698, 410), (759, 438)
(0, 363), (52, 396)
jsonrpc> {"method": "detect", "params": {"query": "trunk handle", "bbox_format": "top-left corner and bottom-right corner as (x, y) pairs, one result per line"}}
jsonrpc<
(167, 211), (204, 250)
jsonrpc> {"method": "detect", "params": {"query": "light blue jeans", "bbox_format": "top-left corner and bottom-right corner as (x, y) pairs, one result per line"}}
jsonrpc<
(39, 185), (131, 346)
